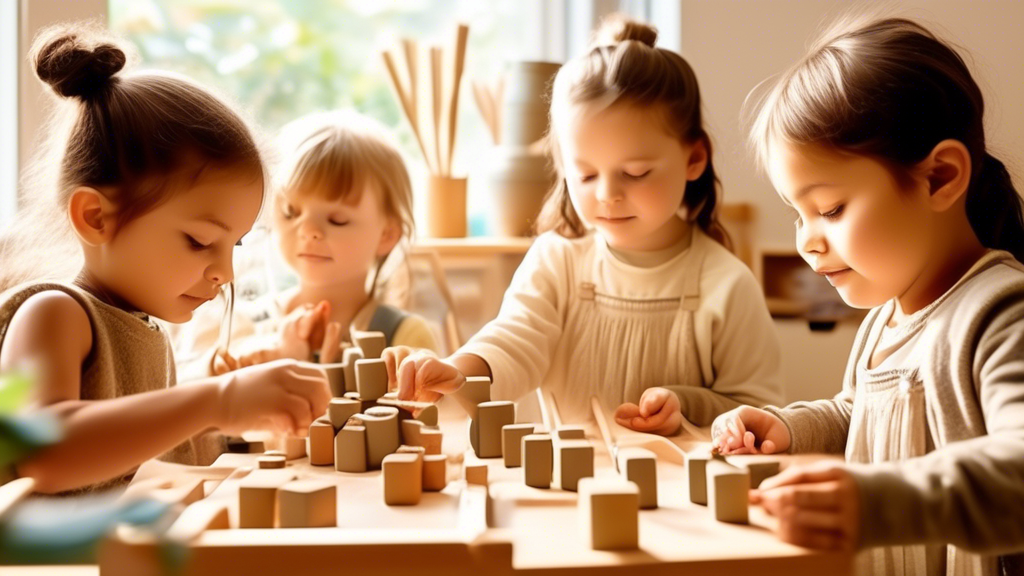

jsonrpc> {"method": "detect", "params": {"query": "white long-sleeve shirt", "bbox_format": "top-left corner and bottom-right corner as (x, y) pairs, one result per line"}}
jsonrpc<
(459, 228), (783, 426)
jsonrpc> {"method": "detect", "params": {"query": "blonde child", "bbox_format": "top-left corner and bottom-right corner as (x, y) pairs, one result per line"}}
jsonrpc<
(384, 17), (783, 431)
(0, 24), (331, 494)
(185, 110), (438, 376)
(713, 16), (1024, 575)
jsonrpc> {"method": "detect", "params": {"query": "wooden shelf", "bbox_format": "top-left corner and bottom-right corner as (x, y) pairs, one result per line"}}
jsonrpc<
(411, 236), (534, 257)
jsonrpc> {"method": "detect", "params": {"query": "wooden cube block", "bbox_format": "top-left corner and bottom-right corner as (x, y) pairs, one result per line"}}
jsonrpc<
(343, 391), (376, 413)
(397, 444), (426, 457)
(418, 427), (443, 455)
(415, 403), (439, 427)
(352, 330), (386, 359)
(707, 460), (750, 524)
(688, 455), (710, 505)
(342, 348), (364, 394)
(327, 397), (361, 429)
(502, 424), (535, 468)
(308, 419), (335, 466)
(616, 447), (658, 509)
(465, 463), (488, 486)
(355, 358), (388, 401)
(278, 480), (337, 528)
(471, 401), (515, 458)
(357, 406), (400, 469)
(238, 470), (296, 528)
(452, 376), (491, 419)
(578, 477), (639, 550)
(423, 454), (447, 491)
(322, 362), (346, 397)
(383, 452), (423, 505)
(282, 435), (306, 460)
(728, 458), (781, 489)
(556, 426), (586, 440)
(335, 424), (367, 473)
(257, 455), (286, 469)
(555, 440), (594, 492)
(523, 434), (553, 489)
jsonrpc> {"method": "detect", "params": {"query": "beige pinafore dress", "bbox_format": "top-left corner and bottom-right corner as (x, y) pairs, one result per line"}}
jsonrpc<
(847, 302), (996, 576)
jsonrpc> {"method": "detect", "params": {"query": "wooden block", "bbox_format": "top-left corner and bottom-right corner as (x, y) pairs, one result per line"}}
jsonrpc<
(556, 426), (586, 440)
(322, 362), (346, 397)
(327, 397), (361, 429)
(707, 460), (750, 524)
(278, 480), (337, 528)
(342, 348), (363, 394)
(352, 330), (386, 359)
(355, 358), (388, 401)
(578, 477), (639, 550)
(308, 419), (335, 466)
(423, 454), (447, 491)
(452, 375), (491, 418)
(418, 427), (443, 455)
(555, 440), (594, 492)
(397, 444), (426, 457)
(282, 435), (306, 460)
(335, 423), (367, 473)
(616, 447), (657, 509)
(465, 463), (488, 486)
(415, 403), (439, 426)
(357, 406), (400, 469)
(400, 418), (424, 446)
(226, 437), (265, 454)
(383, 452), (423, 505)
(688, 454), (710, 505)
(238, 471), (296, 528)
(523, 434), (553, 489)
(471, 400), (515, 458)
(502, 424), (535, 468)
(257, 455), (286, 469)
(264, 449), (286, 457)
(344, 391), (376, 413)
(727, 458), (781, 489)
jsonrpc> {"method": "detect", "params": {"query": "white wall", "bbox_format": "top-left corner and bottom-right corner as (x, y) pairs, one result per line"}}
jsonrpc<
(675, 0), (1024, 402)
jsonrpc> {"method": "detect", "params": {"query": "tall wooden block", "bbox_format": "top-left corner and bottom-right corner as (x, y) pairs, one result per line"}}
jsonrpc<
(415, 403), (439, 426)
(355, 358), (388, 401)
(257, 455), (286, 469)
(342, 348), (363, 394)
(502, 424), (535, 468)
(523, 434), (553, 489)
(322, 362), (346, 397)
(238, 471), (295, 528)
(616, 447), (658, 509)
(452, 376), (491, 418)
(419, 428), (443, 455)
(335, 423), (367, 473)
(344, 391), (376, 413)
(465, 463), (488, 486)
(352, 330), (386, 359)
(688, 455), (710, 505)
(556, 426), (586, 440)
(278, 480), (336, 528)
(383, 452), (423, 505)
(327, 397), (361, 429)
(357, 406), (400, 469)
(555, 440), (594, 492)
(282, 435), (306, 460)
(472, 401), (515, 458)
(423, 454), (447, 491)
(729, 459), (781, 489)
(308, 419), (335, 466)
(578, 477), (639, 550)
(707, 460), (750, 524)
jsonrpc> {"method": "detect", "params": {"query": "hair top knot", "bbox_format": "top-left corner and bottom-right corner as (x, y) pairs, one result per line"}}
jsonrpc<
(34, 29), (126, 100)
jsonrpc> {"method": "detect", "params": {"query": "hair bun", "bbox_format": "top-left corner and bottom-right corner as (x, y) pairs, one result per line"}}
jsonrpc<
(593, 15), (658, 48)
(33, 26), (126, 100)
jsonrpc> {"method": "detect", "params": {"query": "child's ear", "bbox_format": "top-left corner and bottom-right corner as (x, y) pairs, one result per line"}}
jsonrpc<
(375, 218), (401, 257)
(920, 139), (971, 212)
(69, 187), (118, 246)
(685, 139), (709, 182)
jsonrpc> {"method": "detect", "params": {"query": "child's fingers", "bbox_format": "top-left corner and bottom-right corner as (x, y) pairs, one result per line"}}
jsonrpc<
(761, 439), (778, 454)
(614, 403), (641, 428)
(319, 322), (342, 364)
(743, 430), (757, 451)
(397, 357), (417, 400)
(759, 462), (844, 492)
(638, 391), (666, 418)
(280, 394), (314, 435)
(780, 526), (845, 551)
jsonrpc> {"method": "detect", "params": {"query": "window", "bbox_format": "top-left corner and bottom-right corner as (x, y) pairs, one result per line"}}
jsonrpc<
(1, 0), (19, 229)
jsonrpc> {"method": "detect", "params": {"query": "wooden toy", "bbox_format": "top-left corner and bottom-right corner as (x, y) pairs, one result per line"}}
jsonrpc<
(352, 330), (386, 359)
(522, 433), (553, 489)
(335, 420), (367, 473)
(556, 426), (585, 440)
(327, 397), (361, 429)
(355, 358), (388, 401)
(501, 423), (535, 468)
(452, 375), (491, 418)
(616, 447), (657, 509)
(238, 470), (297, 528)
(342, 347), (364, 394)
(423, 454), (448, 491)
(282, 435), (306, 460)
(400, 419), (442, 455)
(278, 480), (337, 528)
(257, 455), (286, 470)
(464, 462), (488, 486)
(308, 419), (335, 466)
(707, 460), (750, 524)
(727, 457), (781, 489)
(383, 452), (423, 505)
(555, 439), (594, 492)
(356, 406), (400, 469)
(321, 362), (346, 397)
(578, 477), (639, 550)
(471, 400), (514, 458)
(688, 454), (710, 505)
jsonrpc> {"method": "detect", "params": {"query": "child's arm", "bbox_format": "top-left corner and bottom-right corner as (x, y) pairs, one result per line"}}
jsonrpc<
(2, 292), (330, 494)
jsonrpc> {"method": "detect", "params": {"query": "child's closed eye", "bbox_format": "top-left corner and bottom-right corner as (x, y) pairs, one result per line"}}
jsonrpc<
(820, 205), (845, 221)
(185, 234), (210, 250)
(623, 169), (651, 180)
(328, 219), (350, 227)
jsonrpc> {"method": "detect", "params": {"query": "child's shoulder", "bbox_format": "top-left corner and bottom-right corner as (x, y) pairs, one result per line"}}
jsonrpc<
(945, 252), (1024, 313)
(691, 230), (762, 297)
(0, 282), (94, 358)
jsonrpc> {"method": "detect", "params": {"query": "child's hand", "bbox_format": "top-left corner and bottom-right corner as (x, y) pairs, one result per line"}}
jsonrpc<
(711, 406), (791, 455)
(751, 460), (861, 551)
(214, 359), (331, 436)
(276, 301), (332, 361)
(614, 387), (682, 436)
(381, 346), (465, 404)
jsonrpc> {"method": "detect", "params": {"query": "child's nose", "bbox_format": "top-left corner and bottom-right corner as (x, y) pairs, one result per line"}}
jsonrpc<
(797, 222), (827, 255)
(300, 222), (324, 241)
(595, 178), (623, 203)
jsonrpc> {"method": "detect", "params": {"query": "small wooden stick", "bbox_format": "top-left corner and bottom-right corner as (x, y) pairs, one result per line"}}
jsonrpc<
(472, 80), (498, 144)
(376, 396), (435, 410)
(445, 24), (470, 176)
(590, 396), (618, 463)
(430, 46), (444, 176)
(536, 387), (563, 431)
(382, 50), (433, 173)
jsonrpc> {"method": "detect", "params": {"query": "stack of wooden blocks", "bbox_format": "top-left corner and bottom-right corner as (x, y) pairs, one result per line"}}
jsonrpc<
(687, 453), (781, 524)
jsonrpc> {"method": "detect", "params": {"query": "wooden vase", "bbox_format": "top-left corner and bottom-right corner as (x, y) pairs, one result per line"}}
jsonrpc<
(426, 175), (467, 238)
